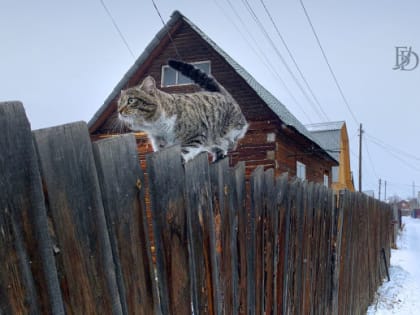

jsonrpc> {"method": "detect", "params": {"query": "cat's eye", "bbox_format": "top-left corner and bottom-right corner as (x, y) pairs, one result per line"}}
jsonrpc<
(128, 98), (135, 104)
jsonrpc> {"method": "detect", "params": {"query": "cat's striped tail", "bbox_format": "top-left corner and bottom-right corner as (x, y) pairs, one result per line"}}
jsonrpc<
(168, 59), (221, 92)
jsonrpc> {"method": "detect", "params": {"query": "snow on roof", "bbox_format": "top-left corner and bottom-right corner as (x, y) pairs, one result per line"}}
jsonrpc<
(305, 121), (345, 132)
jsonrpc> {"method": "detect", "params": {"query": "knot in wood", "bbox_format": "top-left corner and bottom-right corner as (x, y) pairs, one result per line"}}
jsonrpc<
(136, 178), (142, 190)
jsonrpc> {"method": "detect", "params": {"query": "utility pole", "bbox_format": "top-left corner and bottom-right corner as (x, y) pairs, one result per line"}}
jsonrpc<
(358, 123), (363, 192)
(384, 180), (387, 201)
(379, 178), (382, 201)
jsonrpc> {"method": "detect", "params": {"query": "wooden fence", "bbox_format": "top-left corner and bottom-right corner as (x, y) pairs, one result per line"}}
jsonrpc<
(0, 101), (392, 315)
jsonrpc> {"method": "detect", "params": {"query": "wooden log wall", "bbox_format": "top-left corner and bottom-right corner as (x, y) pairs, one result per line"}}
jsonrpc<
(1, 101), (392, 315)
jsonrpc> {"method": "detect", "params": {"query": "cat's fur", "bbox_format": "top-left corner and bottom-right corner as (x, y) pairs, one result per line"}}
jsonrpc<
(118, 59), (248, 162)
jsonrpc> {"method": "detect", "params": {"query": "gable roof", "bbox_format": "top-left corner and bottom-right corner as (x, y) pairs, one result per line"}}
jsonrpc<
(305, 121), (345, 161)
(88, 10), (337, 162)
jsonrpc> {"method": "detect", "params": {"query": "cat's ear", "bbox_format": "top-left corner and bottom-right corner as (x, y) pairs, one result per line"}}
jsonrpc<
(139, 76), (156, 94)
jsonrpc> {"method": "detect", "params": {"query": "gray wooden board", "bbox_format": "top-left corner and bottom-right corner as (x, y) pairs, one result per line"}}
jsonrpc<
(93, 134), (157, 315)
(332, 192), (344, 315)
(263, 168), (276, 315)
(293, 180), (304, 315)
(234, 162), (247, 315)
(209, 158), (234, 315)
(248, 166), (264, 315)
(146, 145), (191, 315)
(284, 179), (298, 314)
(228, 166), (239, 315)
(184, 153), (214, 315)
(275, 173), (288, 314)
(0, 102), (64, 314)
(33, 121), (122, 314)
(302, 182), (314, 314)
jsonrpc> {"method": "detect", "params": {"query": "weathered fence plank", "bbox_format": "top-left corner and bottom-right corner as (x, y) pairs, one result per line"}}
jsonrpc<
(146, 146), (191, 315)
(0, 102), (64, 315)
(292, 180), (305, 315)
(312, 184), (324, 315)
(234, 162), (247, 315)
(324, 187), (334, 315)
(283, 179), (298, 314)
(33, 121), (122, 315)
(184, 153), (215, 315)
(249, 165), (264, 315)
(332, 192), (344, 315)
(93, 134), (158, 315)
(263, 168), (277, 315)
(228, 166), (240, 315)
(209, 158), (236, 315)
(275, 173), (288, 314)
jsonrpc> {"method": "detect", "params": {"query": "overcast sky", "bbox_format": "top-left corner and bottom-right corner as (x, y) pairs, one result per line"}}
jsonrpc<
(1, 0), (420, 199)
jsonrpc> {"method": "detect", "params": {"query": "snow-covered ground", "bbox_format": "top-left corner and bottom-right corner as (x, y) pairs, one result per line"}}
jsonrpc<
(367, 216), (420, 315)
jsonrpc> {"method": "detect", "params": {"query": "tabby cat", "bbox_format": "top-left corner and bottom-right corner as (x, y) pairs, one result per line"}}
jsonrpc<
(118, 59), (248, 162)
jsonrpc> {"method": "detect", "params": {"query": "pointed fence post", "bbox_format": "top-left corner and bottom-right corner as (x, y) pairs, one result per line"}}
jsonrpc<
(0, 101), (65, 315)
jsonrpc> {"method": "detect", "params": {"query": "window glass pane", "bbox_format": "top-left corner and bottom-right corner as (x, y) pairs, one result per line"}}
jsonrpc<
(178, 73), (193, 84)
(163, 67), (176, 86)
(324, 175), (329, 187)
(296, 161), (306, 180)
(195, 62), (210, 74)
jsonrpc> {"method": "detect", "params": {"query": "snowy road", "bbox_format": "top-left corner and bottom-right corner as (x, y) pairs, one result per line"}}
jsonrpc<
(367, 217), (420, 315)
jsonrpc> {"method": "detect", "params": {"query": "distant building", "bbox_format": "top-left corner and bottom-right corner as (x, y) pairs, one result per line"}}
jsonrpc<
(306, 121), (355, 191)
(397, 200), (411, 216)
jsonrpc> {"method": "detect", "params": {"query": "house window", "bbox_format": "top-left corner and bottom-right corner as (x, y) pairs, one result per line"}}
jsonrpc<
(296, 161), (306, 180)
(161, 61), (211, 87)
(267, 133), (276, 143)
(324, 174), (329, 188)
(332, 166), (339, 183)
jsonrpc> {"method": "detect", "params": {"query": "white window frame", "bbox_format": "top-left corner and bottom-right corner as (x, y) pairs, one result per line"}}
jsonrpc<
(324, 174), (329, 188)
(161, 60), (211, 87)
(296, 161), (306, 180)
(266, 132), (276, 143)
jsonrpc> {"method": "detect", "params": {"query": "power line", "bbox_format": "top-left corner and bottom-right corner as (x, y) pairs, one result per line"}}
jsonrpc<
(365, 132), (420, 161)
(150, 0), (183, 60)
(386, 181), (420, 189)
(366, 137), (420, 173)
(217, 0), (313, 122)
(259, 0), (330, 121)
(99, 0), (135, 59)
(241, 0), (326, 122)
(298, 0), (359, 124)
(364, 138), (379, 179)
